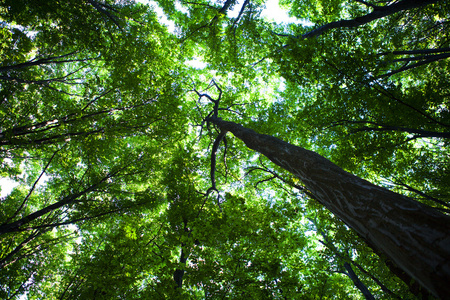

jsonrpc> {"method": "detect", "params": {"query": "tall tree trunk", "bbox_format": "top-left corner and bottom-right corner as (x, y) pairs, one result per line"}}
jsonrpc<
(208, 116), (450, 298)
(173, 247), (187, 288)
(343, 262), (375, 300)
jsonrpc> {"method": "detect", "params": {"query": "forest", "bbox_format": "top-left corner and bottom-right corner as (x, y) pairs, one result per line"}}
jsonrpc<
(0, 0), (449, 299)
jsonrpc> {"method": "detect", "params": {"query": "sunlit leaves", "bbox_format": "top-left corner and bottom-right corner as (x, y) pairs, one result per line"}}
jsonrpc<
(1, 0), (449, 298)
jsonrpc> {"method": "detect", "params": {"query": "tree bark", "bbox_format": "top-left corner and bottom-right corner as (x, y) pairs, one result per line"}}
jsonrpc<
(207, 116), (450, 298)
(343, 262), (375, 300)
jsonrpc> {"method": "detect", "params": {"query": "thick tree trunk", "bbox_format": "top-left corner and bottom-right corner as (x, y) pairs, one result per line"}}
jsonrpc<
(208, 116), (450, 298)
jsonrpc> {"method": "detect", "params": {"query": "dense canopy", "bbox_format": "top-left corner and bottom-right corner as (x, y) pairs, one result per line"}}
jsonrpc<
(1, 0), (449, 299)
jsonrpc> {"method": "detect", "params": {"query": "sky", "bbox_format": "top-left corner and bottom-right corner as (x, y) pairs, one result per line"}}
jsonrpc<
(1, 158), (19, 198)
(146, 0), (304, 30)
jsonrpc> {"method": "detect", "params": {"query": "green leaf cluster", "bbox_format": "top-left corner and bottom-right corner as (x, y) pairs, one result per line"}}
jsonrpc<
(1, 0), (448, 299)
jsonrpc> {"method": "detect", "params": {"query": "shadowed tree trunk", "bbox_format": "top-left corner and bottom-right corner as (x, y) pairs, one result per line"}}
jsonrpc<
(207, 116), (450, 298)
(173, 219), (189, 289)
(343, 262), (375, 300)
(173, 247), (187, 288)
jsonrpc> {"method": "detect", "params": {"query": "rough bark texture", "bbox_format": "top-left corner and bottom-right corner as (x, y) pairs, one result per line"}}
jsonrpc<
(209, 116), (450, 298)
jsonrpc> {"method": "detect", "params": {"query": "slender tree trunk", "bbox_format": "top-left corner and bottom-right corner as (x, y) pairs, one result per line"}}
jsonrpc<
(343, 262), (375, 300)
(0, 171), (117, 235)
(174, 219), (189, 288)
(173, 247), (187, 288)
(0, 51), (81, 72)
(208, 116), (450, 298)
(0, 230), (43, 268)
(317, 231), (401, 298)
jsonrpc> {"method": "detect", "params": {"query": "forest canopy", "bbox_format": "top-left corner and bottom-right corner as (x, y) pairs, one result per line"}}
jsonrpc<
(0, 0), (449, 299)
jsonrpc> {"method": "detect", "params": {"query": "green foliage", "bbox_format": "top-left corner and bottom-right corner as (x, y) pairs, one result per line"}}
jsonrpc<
(1, 0), (448, 299)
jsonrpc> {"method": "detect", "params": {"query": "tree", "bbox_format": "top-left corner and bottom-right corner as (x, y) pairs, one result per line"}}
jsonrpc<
(295, 0), (441, 39)
(1, 1), (186, 297)
(206, 114), (450, 298)
(1, 0), (449, 298)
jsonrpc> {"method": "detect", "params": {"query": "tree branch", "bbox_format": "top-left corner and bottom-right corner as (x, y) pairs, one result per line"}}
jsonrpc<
(332, 120), (450, 139)
(86, 0), (123, 29)
(378, 52), (450, 78)
(378, 47), (450, 56)
(393, 179), (450, 209)
(0, 168), (121, 235)
(300, 0), (440, 39)
(4, 145), (65, 224)
(231, 0), (250, 29)
(0, 51), (85, 72)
